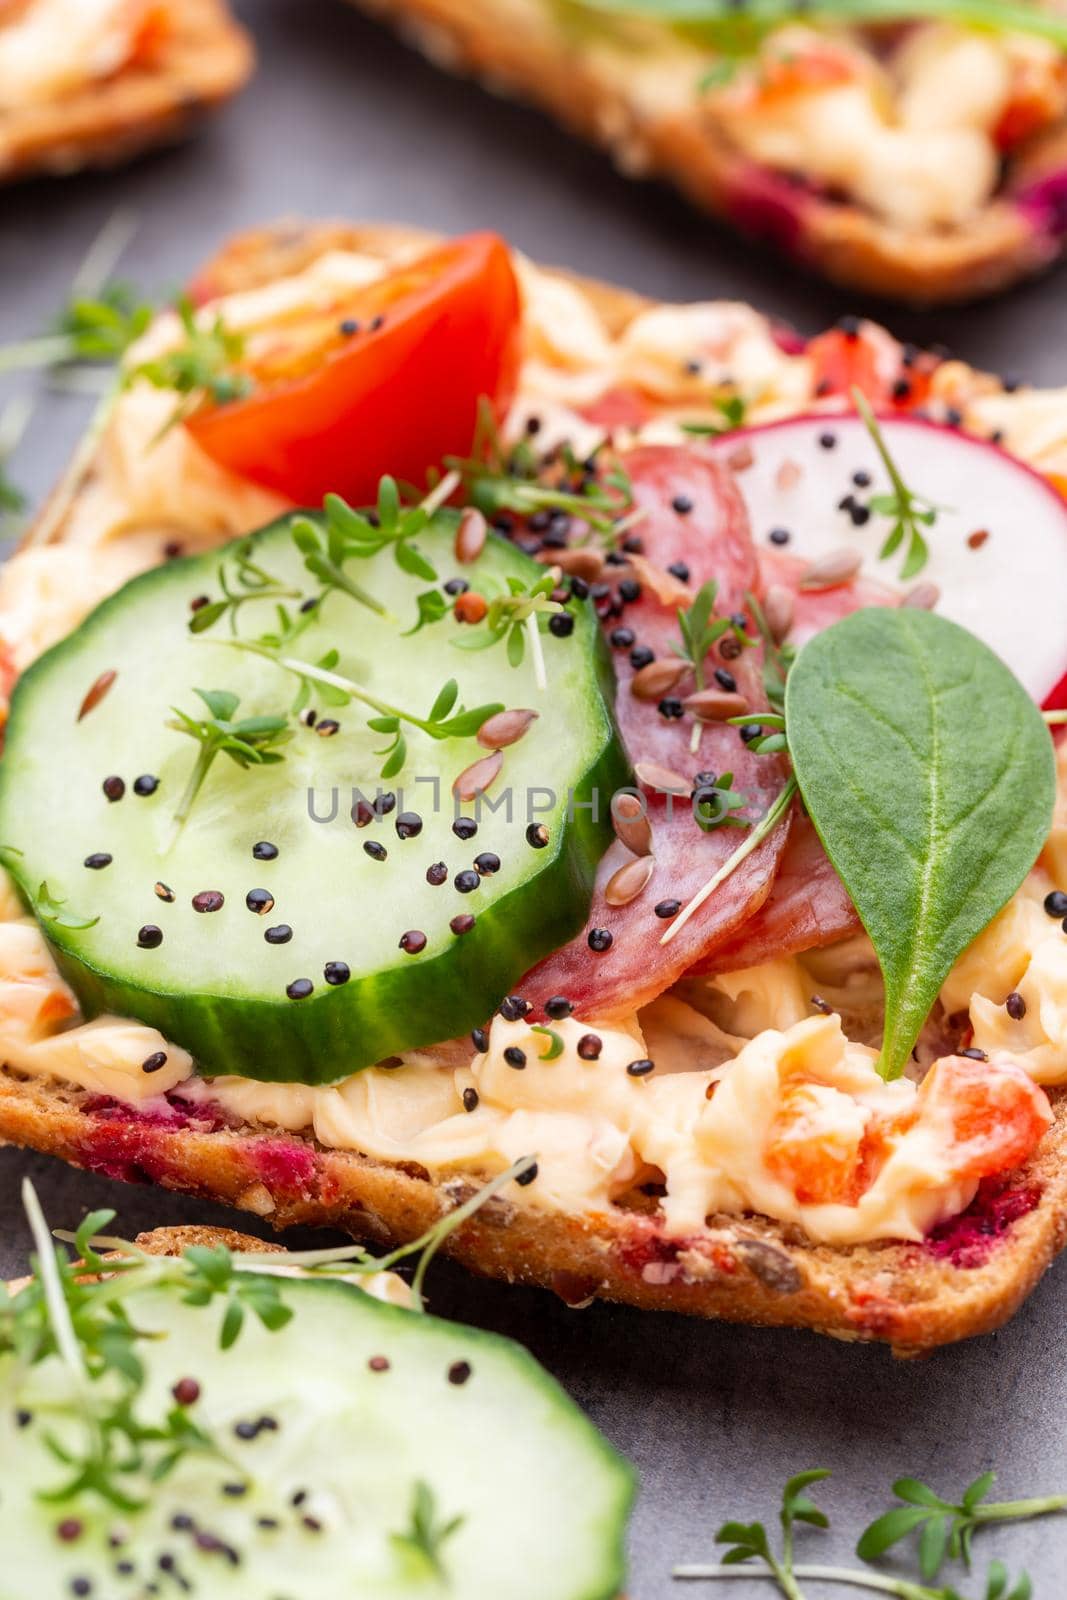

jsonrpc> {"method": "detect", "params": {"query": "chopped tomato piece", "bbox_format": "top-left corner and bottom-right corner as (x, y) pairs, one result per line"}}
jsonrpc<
(765, 1081), (873, 1205)
(808, 328), (935, 411)
(187, 233), (522, 506)
(128, 1), (171, 65)
(916, 1055), (1052, 1184)
(728, 44), (858, 110)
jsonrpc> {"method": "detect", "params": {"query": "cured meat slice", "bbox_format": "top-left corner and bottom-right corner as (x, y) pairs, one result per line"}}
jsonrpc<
(694, 810), (861, 975)
(523, 445), (792, 1020)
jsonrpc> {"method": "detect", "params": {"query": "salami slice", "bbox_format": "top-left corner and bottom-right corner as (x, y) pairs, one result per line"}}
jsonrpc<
(695, 546), (897, 974)
(694, 810), (861, 974)
(522, 445), (792, 1020)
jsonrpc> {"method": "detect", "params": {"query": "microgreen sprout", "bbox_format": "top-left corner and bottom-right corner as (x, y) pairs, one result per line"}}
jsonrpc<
(448, 401), (636, 548)
(126, 296), (250, 434)
(530, 1024), (566, 1060)
(858, 1474), (1067, 1579)
(692, 772), (751, 831)
(660, 775), (797, 947)
(35, 882), (100, 932)
(8, 1163), (533, 1514)
(673, 1467), (1037, 1600)
(214, 642), (504, 780)
(0, 210), (148, 376)
(391, 1481), (465, 1581)
(746, 589), (795, 713)
(165, 687), (293, 847)
(452, 571), (563, 691)
(669, 579), (752, 751)
(188, 542), (302, 636)
(852, 388), (943, 581)
(0, 394), (32, 531)
(681, 395), (749, 436)
(290, 475), (453, 621)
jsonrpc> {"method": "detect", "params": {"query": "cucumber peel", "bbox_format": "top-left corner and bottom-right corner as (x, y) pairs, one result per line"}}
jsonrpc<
(0, 510), (628, 1082)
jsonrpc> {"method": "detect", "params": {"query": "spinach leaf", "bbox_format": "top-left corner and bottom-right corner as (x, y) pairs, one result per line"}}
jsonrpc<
(785, 608), (1055, 1080)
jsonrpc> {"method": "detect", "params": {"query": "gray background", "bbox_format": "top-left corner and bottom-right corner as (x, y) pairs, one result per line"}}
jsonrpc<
(0, 2), (1065, 1593)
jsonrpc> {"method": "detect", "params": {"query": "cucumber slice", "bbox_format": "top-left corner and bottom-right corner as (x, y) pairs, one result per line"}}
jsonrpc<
(3, 1272), (634, 1599)
(0, 513), (627, 1082)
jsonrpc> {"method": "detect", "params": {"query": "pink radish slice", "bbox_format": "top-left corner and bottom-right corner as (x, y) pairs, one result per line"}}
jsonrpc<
(709, 414), (1067, 706)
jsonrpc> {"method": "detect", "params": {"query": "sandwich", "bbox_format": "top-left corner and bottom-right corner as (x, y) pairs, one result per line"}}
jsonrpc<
(0, 0), (253, 184)
(344, 0), (1067, 303)
(0, 218), (1065, 1356)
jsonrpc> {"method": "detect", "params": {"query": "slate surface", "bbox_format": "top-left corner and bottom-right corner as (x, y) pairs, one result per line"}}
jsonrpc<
(0, 2), (1065, 1594)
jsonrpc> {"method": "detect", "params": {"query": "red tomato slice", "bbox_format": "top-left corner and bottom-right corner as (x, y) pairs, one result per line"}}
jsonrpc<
(187, 233), (522, 506)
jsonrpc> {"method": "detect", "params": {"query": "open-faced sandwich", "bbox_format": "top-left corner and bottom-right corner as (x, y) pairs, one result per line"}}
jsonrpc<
(0, 0), (253, 184)
(346, 0), (1067, 303)
(1, 1181), (633, 1598)
(0, 220), (1066, 1356)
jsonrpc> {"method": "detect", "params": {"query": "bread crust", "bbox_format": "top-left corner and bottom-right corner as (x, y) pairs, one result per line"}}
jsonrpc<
(3, 1066), (1067, 1356)
(1, 217), (1062, 1355)
(343, 0), (1065, 305)
(0, 0), (253, 184)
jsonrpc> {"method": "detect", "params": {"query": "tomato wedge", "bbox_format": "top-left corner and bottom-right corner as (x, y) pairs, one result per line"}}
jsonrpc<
(187, 232), (522, 505)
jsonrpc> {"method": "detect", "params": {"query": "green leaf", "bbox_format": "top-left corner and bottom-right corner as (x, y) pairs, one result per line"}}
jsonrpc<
(187, 600), (229, 635)
(428, 678), (459, 723)
(36, 882), (100, 932)
(219, 1298), (244, 1351)
(395, 540), (438, 583)
(404, 588), (449, 636)
(856, 1505), (932, 1559)
(785, 609), (1056, 1080)
(380, 734), (407, 781)
(919, 1513), (949, 1579)
(963, 1472), (997, 1512)
(194, 687), (239, 722)
(893, 1478), (947, 1508)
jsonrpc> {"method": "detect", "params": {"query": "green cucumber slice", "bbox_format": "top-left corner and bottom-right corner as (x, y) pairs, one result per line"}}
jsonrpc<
(0, 513), (627, 1083)
(3, 1271), (634, 1598)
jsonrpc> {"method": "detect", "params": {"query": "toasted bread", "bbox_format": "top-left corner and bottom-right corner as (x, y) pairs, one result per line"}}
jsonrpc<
(1, 219), (1063, 1358)
(0, 0), (253, 184)
(342, 0), (1067, 305)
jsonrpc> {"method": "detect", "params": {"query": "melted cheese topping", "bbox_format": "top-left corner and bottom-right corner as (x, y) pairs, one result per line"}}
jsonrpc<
(0, 0), (149, 110)
(0, 904), (191, 1100)
(194, 1012), (985, 1246)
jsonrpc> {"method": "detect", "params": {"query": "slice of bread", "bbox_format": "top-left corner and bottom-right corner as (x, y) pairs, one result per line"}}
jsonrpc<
(343, 0), (1067, 305)
(0, 0), (253, 184)
(1, 218), (1063, 1357)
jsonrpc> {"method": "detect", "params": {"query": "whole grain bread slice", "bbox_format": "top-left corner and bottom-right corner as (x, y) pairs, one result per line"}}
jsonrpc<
(1, 217), (1061, 1357)
(342, 0), (1067, 305)
(0, 0), (253, 184)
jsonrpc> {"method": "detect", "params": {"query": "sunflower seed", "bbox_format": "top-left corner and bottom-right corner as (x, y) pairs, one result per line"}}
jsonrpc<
(476, 708), (539, 749)
(612, 793), (652, 856)
(634, 761), (690, 795)
(549, 547), (604, 581)
(604, 855), (655, 907)
(453, 749), (503, 801)
(901, 580), (940, 610)
(683, 688), (749, 722)
(77, 669), (117, 721)
(455, 507), (488, 564)
(762, 584), (795, 643)
(631, 659), (687, 701)
(798, 548), (862, 590)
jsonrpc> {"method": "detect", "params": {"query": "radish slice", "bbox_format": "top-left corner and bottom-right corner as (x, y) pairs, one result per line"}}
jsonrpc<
(711, 414), (1067, 705)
